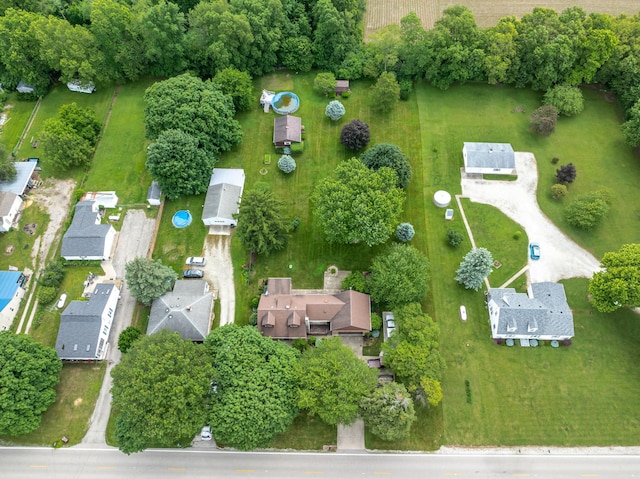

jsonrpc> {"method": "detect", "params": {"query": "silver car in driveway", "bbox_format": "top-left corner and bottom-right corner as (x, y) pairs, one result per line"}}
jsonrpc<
(186, 256), (207, 266)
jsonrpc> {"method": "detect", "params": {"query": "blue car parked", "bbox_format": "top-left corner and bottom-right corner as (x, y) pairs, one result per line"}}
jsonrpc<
(529, 242), (541, 260)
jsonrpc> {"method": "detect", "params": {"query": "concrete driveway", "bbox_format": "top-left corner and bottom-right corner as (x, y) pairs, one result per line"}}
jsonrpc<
(80, 209), (155, 448)
(460, 152), (601, 284)
(201, 234), (235, 326)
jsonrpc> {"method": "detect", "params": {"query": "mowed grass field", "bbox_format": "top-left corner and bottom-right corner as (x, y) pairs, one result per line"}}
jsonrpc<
(365, 0), (640, 35)
(415, 82), (640, 446)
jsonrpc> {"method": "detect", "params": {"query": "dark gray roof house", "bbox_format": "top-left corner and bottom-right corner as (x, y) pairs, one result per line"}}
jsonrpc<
(55, 283), (119, 360)
(273, 115), (302, 147)
(462, 142), (516, 175)
(148, 280), (213, 341)
(202, 168), (245, 231)
(488, 282), (574, 342)
(61, 201), (116, 260)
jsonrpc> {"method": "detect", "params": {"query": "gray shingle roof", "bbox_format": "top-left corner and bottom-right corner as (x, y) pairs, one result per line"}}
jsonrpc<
(273, 115), (302, 144)
(55, 283), (117, 360)
(488, 282), (574, 338)
(202, 169), (244, 225)
(0, 162), (36, 196)
(464, 142), (515, 169)
(148, 280), (213, 341)
(147, 181), (161, 201)
(61, 201), (112, 258)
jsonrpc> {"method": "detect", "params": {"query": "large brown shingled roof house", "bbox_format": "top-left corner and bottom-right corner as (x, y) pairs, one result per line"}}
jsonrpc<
(257, 278), (371, 339)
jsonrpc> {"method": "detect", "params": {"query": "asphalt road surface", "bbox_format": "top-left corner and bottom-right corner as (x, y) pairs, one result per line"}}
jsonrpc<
(2, 448), (639, 479)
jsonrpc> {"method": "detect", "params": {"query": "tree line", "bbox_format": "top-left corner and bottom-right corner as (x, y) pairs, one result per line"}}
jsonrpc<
(3, 3), (640, 143)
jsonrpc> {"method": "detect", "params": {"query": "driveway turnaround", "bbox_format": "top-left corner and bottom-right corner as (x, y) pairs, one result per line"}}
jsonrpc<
(461, 152), (601, 284)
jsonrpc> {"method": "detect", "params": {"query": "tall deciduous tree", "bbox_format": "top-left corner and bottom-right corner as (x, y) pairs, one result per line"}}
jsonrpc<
(622, 99), (640, 147)
(204, 325), (299, 450)
(41, 120), (93, 171)
(234, 187), (290, 256)
(212, 67), (254, 112)
(359, 143), (412, 189)
(564, 190), (611, 230)
(311, 158), (405, 246)
(543, 85), (584, 116)
(529, 105), (559, 136)
(146, 129), (214, 200)
(455, 247), (494, 290)
(313, 72), (336, 96)
(144, 74), (242, 156)
(0, 332), (61, 436)
(124, 257), (178, 305)
(381, 303), (445, 405)
(370, 71), (400, 113)
(589, 244), (640, 313)
(297, 337), (377, 426)
(0, 143), (16, 182)
(340, 119), (370, 151)
(367, 243), (430, 307)
(360, 382), (416, 441)
(111, 330), (214, 454)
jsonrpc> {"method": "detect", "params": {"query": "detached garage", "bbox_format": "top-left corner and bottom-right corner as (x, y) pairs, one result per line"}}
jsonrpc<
(202, 168), (245, 234)
(462, 142), (516, 175)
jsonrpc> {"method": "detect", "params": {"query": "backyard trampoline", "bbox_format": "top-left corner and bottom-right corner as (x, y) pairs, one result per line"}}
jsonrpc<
(172, 210), (192, 228)
(271, 91), (300, 114)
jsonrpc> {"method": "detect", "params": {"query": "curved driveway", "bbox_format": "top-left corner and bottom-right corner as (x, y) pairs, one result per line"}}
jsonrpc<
(460, 152), (601, 284)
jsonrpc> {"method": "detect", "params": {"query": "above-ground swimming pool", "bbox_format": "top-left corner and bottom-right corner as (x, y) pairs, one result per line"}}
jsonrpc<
(271, 91), (300, 114)
(172, 210), (193, 228)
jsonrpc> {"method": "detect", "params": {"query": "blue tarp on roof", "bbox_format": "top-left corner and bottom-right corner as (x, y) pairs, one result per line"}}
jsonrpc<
(0, 271), (22, 311)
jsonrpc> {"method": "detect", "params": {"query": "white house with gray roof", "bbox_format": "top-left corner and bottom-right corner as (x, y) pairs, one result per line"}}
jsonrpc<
(61, 201), (116, 260)
(463, 142), (516, 175)
(487, 282), (574, 341)
(148, 280), (213, 341)
(202, 168), (245, 233)
(55, 283), (119, 360)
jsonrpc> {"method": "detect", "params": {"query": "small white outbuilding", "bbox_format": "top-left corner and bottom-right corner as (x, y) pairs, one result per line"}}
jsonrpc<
(433, 190), (451, 208)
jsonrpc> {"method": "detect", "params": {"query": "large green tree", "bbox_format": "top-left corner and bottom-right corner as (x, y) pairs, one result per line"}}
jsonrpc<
(381, 303), (445, 405)
(589, 244), (640, 313)
(212, 67), (254, 112)
(360, 382), (416, 441)
(0, 142), (16, 182)
(311, 158), (405, 247)
(297, 337), (377, 426)
(234, 187), (290, 257)
(111, 330), (214, 454)
(359, 143), (412, 189)
(204, 325), (299, 450)
(0, 331), (62, 435)
(622, 99), (640, 147)
(367, 243), (430, 308)
(124, 257), (178, 305)
(455, 247), (494, 291)
(146, 129), (214, 200)
(370, 71), (400, 113)
(144, 74), (242, 156)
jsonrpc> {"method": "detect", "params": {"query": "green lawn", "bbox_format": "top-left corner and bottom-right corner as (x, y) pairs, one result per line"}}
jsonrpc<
(83, 80), (156, 204)
(0, 362), (106, 447)
(1, 93), (38, 152)
(14, 84), (115, 180)
(416, 82), (640, 446)
(269, 411), (336, 450)
(0, 202), (49, 272)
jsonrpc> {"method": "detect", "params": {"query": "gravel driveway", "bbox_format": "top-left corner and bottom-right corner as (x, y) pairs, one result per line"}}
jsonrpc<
(202, 234), (235, 326)
(460, 152), (601, 284)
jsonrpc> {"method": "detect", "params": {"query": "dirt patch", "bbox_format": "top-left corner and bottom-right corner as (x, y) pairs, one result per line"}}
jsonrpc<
(73, 398), (83, 407)
(29, 178), (76, 267)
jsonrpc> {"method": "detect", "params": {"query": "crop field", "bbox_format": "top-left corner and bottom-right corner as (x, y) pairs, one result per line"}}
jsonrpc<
(365, 0), (640, 36)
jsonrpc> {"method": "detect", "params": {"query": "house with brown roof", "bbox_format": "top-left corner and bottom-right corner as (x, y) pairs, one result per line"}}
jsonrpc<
(273, 115), (302, 147)
(257, 277), (371, 339)
(334, 80), (350, 95)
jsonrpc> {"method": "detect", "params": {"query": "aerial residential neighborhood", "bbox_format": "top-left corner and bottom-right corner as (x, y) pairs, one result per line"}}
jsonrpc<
(0, 1), (640, 471)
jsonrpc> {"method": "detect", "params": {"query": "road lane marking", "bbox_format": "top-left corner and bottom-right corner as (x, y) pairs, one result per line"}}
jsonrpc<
(30, 465), (48, 468)
(581, 475), (600, 477)
(235, 470), (255, 473)
(97, 466), (115, 469)
(443, 474), (461, 476)
(512, 475), (530, 477)
(305, 472), (324, 475)
(374, 473), (392, 475)
(168, 467), (186, 471)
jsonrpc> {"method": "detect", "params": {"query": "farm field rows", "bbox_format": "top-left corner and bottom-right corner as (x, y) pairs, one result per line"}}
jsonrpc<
(365, 0), (640, 36)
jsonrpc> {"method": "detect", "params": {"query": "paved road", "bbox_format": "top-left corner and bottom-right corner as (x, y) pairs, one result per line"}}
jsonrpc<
(2, 447), (639, 479)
